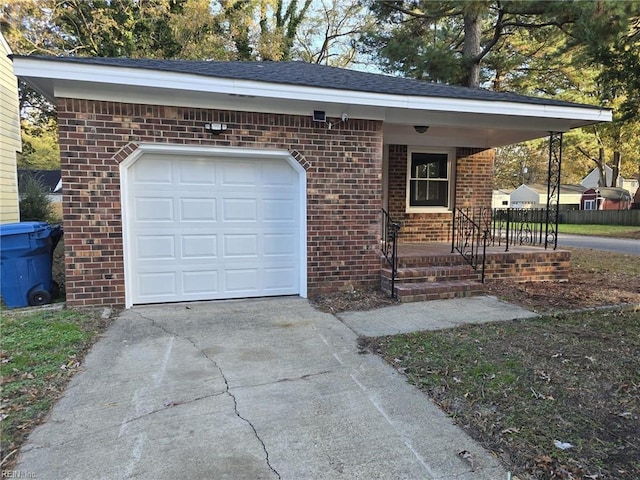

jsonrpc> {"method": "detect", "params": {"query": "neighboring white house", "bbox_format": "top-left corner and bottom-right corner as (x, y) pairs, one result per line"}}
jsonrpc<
(509, 185), (540, 209)
(0, 32), (21, 224)
(580, 165), (639, 197)
(499, 184), (586, 209)
(491, 189), (512, 208)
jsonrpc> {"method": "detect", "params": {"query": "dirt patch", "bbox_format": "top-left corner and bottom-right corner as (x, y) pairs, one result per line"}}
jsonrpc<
(486, 248), (640, 313)
(309, 287), (398, 313)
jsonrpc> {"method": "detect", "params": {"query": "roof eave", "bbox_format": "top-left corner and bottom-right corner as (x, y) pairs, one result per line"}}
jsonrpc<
(13, 56), (612, 125)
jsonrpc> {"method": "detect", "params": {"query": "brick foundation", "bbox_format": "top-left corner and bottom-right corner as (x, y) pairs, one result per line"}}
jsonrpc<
(484, 250), (571, 282)
(58, 99), (383, 307)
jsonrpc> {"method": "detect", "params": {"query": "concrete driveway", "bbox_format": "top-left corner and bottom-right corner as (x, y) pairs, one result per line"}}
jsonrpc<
(15, 297), (517, 479)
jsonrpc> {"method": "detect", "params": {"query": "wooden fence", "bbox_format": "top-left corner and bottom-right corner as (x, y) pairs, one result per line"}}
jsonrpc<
(558, 209), (640, 226)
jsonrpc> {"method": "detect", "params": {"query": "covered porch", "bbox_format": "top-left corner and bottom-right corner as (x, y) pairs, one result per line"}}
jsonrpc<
(379, 101), (576, 301)
(380, 205), (571, 302)
(382, 241), (570, 303)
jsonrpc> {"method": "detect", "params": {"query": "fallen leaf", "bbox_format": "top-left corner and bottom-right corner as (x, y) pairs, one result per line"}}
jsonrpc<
(457, 450), (476, 471)
(554, 439), (574, 450)
(501, 427), (521, 435)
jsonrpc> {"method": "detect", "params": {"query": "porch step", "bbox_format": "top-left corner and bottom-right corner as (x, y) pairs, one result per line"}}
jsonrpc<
(381, 265), (480, 284)
(382, 279), (486, 303)
(381, 248), (485, 303)
(390, 253), (472, 268)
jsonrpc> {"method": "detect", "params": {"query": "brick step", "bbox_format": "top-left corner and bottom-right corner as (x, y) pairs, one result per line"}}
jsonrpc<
(381, 265), (480, 284)
(382, 254), (473, 269)
(382, 279), (486, 303)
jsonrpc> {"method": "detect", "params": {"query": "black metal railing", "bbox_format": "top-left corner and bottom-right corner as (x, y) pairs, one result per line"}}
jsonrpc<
(451, 207), (488, 282)
(489, 208), (551, 251)
(381, 209), (401, 298)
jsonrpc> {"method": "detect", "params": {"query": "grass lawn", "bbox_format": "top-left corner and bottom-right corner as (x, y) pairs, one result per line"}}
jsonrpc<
(365, 309), (640, 479)
(557, 224), (640, 239)
(365, 244), (640, 479)
(0, 308), (109, 469)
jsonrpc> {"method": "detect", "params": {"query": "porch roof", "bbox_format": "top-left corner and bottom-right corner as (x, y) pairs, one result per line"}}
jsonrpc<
(12, 55), (612, 149)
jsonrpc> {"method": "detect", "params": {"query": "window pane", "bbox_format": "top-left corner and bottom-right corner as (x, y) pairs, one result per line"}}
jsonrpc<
(410, 179), (448, 206)
(409, 152), (449, 207)
(411, 153), (447, 180)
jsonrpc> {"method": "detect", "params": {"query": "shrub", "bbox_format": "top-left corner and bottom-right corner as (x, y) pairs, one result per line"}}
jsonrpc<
(19, 174), (54, 222)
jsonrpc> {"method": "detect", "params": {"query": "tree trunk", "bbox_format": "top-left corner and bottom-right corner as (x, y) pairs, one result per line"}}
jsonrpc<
(462, 4), (482, 88)
(611, 151), (620, 187)
(596, 147), (607, 187)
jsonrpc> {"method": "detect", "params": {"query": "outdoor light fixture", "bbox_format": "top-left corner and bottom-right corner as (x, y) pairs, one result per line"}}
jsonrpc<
(205, 123), (228, 134)
(414, 125), (429, 134)
(313, 111), (350, 129)
(313, 110), (326, 122)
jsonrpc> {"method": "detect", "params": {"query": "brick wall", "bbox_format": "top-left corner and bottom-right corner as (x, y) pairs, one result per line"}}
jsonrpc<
(485, 250), (570, 282)
(455, 148), (494, 208)
(387, 145), (494, 243)
(58, 99), (383, 307)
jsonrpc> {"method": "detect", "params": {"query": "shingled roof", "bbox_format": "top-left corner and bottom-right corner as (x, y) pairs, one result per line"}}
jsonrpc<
(18, 55), (603, 110)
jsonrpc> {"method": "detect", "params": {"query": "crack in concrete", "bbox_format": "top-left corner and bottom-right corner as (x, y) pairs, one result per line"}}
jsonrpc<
(18, 391), (228, 454)
(132, 310), (282, 480)
(201, 348), (282, 480)
(119, 391), (227, 426)
(232, 370), (335, 391)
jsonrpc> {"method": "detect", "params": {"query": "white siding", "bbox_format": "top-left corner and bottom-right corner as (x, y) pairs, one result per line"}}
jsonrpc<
(510, 185), (540, 208)
(0, 33), (21, 223)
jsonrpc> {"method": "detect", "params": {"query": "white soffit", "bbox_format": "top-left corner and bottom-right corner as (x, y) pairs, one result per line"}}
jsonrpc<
(13, 57), (612, 127)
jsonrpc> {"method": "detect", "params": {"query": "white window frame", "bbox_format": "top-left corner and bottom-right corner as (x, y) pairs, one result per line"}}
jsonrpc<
(405, 148), (455, 213)
(584, 199), (596, 210)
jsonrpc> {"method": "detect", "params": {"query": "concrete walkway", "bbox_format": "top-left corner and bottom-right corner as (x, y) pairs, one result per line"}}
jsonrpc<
(14, 297), (534, 479)
(338, 296), (539, 337)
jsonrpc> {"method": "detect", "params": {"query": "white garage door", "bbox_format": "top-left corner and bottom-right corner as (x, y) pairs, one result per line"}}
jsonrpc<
(127, 153), (301, 305)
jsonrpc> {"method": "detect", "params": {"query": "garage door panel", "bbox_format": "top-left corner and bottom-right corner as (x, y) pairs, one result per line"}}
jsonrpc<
(135, 197), (174, 221)
(263, 267), (297, 289)
(264, 234), (296, 256)
(183, 271), (219, 295)
(128, 153), (301, 304)
(263, 163), (295, 186)
(137, 272), (177, 298)
(181, 235), (218, 259)
(225, 269), (259, 292)
(223, 234), (258, 257)
(263, 199), (296, 221)
(221, 161), (258, 186)
(133, 157), (172, 184)
(222, 198), (258, 222)
(137, 235), (175, 260)
(178, 159), (216, 185)
(180, 198), (217, 221)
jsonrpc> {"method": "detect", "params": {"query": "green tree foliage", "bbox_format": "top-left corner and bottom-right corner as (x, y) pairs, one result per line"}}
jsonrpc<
(362, 0), (639, 187)
(18, 174), (54, 223)
(362, 0), (579, 88)
(3, 0), (638, 190)
(494, 144), (547, 189)
(17, 119), (60, 170)
(52, 0), (184, 58)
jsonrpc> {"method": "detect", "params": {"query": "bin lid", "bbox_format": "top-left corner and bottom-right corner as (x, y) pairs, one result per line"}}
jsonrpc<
(0, 221), (51, 236)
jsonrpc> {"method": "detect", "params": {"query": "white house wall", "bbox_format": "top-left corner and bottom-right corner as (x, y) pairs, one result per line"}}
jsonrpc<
(0, 34), (21, 224)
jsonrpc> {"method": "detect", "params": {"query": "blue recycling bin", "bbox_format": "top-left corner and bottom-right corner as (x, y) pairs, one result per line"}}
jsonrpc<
(0, 222), (63, 308)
